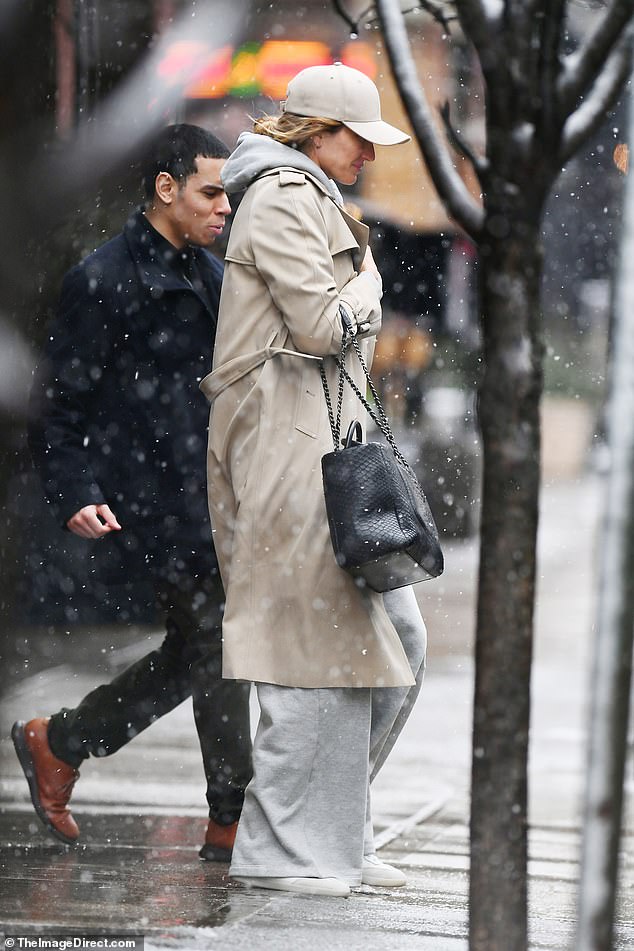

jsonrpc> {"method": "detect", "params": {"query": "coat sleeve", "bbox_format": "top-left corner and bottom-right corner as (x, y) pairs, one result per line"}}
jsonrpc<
(28, 263), (117, 526)
(248, 178), (381, 357)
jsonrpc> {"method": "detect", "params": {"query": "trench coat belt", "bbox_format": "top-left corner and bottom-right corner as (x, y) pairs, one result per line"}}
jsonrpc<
(199, 346), (322, 403)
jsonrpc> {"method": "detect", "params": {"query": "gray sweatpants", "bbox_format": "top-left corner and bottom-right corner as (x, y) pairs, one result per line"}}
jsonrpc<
(230, 586), (427, 886)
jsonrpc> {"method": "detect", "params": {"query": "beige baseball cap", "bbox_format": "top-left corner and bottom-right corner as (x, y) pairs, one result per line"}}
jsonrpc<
(281, 63), (410, 147)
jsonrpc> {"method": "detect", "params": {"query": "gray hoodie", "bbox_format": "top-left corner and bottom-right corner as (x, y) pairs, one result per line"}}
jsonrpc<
(221, 131), (344, 206)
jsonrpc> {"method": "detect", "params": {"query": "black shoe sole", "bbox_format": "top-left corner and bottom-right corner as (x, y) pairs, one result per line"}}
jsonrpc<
(199, 843), (233, 862)
(11, 721), (78, 846)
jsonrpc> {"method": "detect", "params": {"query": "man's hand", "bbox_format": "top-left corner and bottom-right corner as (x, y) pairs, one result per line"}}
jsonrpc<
(67, 504), (122, 539)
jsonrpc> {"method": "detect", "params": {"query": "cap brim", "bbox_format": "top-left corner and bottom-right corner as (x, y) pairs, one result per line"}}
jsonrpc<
(343, 119), (410, 146)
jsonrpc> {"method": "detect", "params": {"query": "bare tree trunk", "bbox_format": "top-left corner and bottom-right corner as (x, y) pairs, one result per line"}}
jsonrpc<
(469, 191), (545, 951)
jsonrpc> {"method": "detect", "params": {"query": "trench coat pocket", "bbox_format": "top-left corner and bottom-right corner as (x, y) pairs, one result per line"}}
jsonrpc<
(294, 362), (321, 438)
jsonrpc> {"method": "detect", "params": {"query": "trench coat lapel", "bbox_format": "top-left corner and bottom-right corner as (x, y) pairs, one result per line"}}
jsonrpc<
(336, 206), (369, 269)
(297, 169), (371, 266)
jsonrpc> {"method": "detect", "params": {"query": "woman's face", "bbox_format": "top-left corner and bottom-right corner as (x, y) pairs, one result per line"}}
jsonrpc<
(308, 126), (375, 185)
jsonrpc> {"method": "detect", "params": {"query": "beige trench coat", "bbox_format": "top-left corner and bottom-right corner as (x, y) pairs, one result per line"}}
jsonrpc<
(201, 167), (415, 689)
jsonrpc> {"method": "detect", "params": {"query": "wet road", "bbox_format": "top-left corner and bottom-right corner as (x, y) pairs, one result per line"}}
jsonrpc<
(1, 475), (633, 949)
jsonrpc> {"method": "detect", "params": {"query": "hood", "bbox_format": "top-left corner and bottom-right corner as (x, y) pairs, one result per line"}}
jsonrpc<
(221, 131), (344, 205)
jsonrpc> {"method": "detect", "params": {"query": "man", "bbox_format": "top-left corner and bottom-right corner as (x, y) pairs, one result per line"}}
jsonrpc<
(12, 124), (251, 862)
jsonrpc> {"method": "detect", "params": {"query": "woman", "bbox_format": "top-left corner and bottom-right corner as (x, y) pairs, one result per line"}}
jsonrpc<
(201, 63), (427, 897)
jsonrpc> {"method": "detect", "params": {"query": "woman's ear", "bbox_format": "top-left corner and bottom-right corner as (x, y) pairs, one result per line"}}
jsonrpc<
(312, 135), (323, 150)
(154, 171), (176, 205)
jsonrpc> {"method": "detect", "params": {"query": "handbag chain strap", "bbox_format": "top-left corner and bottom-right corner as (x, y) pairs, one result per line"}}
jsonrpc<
(320, 331), (350, 450)
(335, 337), (411, 472)
(319, 316), (413, 476)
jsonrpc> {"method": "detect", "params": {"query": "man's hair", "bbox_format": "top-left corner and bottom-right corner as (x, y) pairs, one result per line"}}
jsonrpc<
(141, 123), (230, 198)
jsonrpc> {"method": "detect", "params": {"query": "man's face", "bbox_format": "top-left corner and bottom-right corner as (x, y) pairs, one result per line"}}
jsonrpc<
(163, 156), (231, 248)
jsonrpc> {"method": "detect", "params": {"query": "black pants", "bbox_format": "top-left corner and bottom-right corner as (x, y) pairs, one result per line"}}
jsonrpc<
(47, 571), (252, 824)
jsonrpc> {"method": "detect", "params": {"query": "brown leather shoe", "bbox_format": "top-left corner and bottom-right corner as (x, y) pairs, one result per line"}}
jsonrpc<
(12, 718), (80, 844)
(199, 818), (238, 862)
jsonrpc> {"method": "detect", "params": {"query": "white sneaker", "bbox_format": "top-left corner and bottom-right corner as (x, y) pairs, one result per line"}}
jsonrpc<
(361, 854), (407, 887)
(234, 875), (351, 897)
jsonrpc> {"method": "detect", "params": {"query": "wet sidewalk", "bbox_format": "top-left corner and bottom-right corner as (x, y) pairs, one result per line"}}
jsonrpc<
(0, 475), (632, 950)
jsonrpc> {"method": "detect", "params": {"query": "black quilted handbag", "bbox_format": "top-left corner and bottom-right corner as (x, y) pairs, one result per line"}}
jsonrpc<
(320, 328), (444, 593)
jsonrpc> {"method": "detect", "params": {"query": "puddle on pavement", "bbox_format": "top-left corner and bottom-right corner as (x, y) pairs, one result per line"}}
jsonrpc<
(0, 811), (270, 933)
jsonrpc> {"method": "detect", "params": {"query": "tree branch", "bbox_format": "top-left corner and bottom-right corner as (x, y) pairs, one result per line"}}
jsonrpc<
(504, 0), (537, 94)
(558, 0), (634, 120)
(411, 1), (457, 34)
(453, 0), (502, 71)
(559, 31), (633, 165)
(333, 0), (458, 35)
(375, 0), (484, 238)
(440, 100), (489, 174)
(538, 0), (567, 142)
(332, 0), (363, 33)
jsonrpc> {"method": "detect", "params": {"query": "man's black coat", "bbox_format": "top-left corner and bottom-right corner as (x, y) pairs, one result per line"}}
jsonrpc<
(29, 210), (222, 583)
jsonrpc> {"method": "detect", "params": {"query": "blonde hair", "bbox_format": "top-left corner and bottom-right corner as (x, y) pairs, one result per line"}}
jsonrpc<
(252, 113), (342, 148)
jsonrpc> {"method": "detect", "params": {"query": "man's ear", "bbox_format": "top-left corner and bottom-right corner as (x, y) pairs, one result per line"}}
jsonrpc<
(154, 171), (177, 205)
